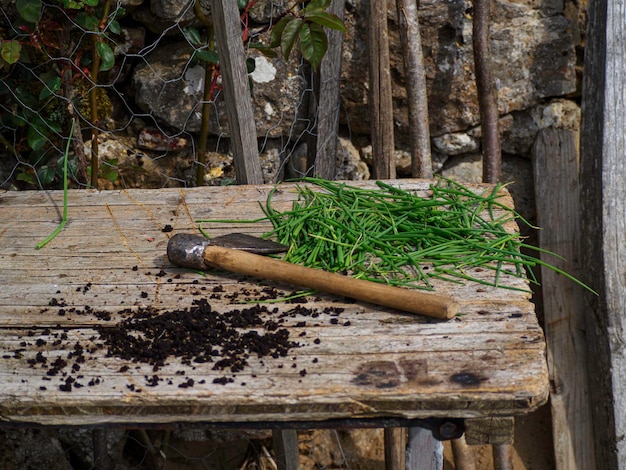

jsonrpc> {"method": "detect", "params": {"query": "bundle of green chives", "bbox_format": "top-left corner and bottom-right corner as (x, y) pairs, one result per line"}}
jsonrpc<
(199, 178), (593, 293)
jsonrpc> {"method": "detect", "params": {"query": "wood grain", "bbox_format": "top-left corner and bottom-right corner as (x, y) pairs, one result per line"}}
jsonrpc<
(0, 181), (548, 427)
(210, 0), (263, 184)
(534, 128), (595, 469)
(580, 0), (626, 468)
(306, 0), (344, 180)
(368, 0), (395, 179)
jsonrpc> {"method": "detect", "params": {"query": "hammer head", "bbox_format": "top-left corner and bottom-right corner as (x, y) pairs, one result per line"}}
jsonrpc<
(167, 233), (287, 269)
(167, 233), (211, 270)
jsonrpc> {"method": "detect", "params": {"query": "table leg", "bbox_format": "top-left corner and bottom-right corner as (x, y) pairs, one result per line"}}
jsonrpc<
(384, 427), (407, 470)
(92, 429), (111, 470)
(272, 429), (300, 470)
(493, 443), (514, 470)
(405, 426), (443, 470)
(451, 435), (477, 470)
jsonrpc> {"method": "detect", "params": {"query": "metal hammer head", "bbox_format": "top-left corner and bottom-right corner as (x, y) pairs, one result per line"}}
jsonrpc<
(167, 233), (288, 270)
(167, 233), (211, 270)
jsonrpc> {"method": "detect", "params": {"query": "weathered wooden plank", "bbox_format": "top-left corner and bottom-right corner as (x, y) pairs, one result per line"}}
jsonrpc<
(384, 427), (406, 470)
(273, 429), (300, 470)
(405, 427), (443, 470)
(306, 0), (345, 180)
(395, 0), (432, 179)
(368, 0), (396, 179)
(534, 128), (595, 469)
(579, 0), (626, 469)
(0, 181), (548, 428)
(209, 0), (263, 184)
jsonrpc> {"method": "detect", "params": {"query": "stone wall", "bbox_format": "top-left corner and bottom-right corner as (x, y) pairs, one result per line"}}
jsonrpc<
(2, 0), (585, 214)
(130, 0), (582, 199)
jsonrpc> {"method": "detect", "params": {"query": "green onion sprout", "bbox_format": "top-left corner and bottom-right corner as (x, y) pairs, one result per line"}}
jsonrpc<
(198, 177), (596, 294)
(36, 120), (74, 250)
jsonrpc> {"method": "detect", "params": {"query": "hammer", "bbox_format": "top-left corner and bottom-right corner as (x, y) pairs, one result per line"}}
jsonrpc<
(167, 233), (459, 320)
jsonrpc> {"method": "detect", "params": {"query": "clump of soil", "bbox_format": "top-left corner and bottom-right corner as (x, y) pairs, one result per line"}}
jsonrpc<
(99, 298), (300, 378)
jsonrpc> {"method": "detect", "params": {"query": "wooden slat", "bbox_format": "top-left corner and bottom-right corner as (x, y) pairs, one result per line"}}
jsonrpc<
(405, 427), (443, 470)
(580, 0), (626, 468)
(210, 0), (263, 184)
(0, 181), (548, 427)
(368, 0), (396, 179)
(306, 0), (345, 180)
(384, 427), (406, 470)
(395, 0), (432, 178)
(533, 128), (595, 469)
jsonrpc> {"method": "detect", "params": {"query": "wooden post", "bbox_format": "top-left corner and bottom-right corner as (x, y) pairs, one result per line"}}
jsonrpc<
(533, 128), (595, 470)
(405, 428), (443, 470)
(395, 0), (432, 179)
(451, 437), (477, 470)
(306, 0), (344, 180)
(580, 0), (626, 468)
(368, 0), (396, 179)
(272, 429), (300, 470)
(210, 0), (263, 185)
(384, 427), (406, 470)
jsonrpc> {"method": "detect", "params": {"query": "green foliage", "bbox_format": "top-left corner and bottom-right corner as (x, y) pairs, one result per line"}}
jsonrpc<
(95, 41), (115, 71)
(268, 0), (346, 70)
(1, 0), (126, 188)
(184, 26), (219, 65)
(16, 0), (42, 23)
(1, 40), (22, 65)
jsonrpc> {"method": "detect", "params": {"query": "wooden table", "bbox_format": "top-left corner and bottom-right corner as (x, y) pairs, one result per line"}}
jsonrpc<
(0, 180), (548, 465)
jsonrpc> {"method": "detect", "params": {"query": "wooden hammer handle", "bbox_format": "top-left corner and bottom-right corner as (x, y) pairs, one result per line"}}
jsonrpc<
(203, 245), (459, 320)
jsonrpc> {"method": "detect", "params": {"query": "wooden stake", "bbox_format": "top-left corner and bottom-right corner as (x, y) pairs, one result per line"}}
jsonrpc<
(395, 0), (432, 178)
(210, 0), (263, 185)
(368, 0), (395, 179)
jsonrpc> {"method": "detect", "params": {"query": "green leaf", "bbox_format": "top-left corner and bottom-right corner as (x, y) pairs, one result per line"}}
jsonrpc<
(304, 0), (331, 12)
(269, 16), (292, 48)
(64, 0), (82, 9)
(16, 171), (37, 185)
(108, 20), (121, 35)
(299, 22), (327, 70)
(84, 0), (99, 5)
(100, 159), (119, 182)
(304, 11), (347, 31)
(183, 26), (203, 47)
(75, 12), (99, 31)
(39, 75), (62, 100)
(96, 42), (115, 71)
(281, 17), (303, 60)
(16, 0), (41, 23)
(246, 57), (256, 74)
(193, 49), (219, 64)
(248, 43), (278, 58)
(1, 40), (22, 64)
(27, 124), (48, 151)
(37, 165), (56, 185)
(111, 7), (126, 19)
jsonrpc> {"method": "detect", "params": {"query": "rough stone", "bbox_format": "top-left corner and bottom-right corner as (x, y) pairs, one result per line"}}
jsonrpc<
(340, 0), (577, 138)
(501, 99), (581, 155)
(432, 132), (480, 155)
(0, 428), (71, 470)
(440, 153), (536, 225)
(57, 428), (131, 469)
(360, 145), (448, 176)
(132, 42), (307, 138)
(285, 138), (370, 181)
(247, 0), (288, 23)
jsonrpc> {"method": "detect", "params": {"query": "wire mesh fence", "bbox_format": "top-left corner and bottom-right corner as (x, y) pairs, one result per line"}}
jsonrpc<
(0, 0), (351, 191)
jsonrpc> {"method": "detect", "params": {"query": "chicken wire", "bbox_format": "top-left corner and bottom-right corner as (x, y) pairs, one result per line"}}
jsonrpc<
(0, 0), (339, 190)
